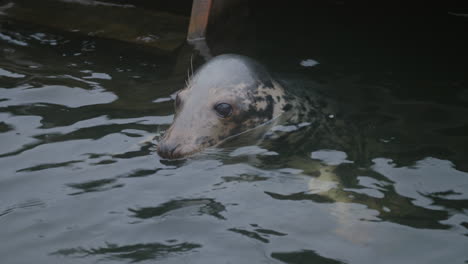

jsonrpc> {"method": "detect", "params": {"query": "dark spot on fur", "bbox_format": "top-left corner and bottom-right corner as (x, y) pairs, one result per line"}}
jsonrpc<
(282, 104), (292, 111)
(253, 96), (265, 102)
(263, 95), (274, 118)
(234, 94), (274, 129)
(262, 79), (273, 88)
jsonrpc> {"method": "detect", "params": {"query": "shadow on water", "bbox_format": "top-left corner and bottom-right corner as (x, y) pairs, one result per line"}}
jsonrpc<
(271, 250), (346, 264)
(129, 198), (226, 220)
(67, 178), (124, 195)
(16, 159), (82, 172)
(51, 242), (202, 263)
(227, 224), (288, 244)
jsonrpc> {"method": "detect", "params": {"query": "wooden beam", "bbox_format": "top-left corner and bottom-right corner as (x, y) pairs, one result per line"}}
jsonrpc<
(187, 0), (213, 41)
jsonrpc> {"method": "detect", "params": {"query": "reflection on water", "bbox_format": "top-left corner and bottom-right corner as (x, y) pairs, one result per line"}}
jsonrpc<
(1, 5), (468, 264)
(271, 250), (346, 264)
(67, 178), (123, 195)
(129, 198), (226, 220)
(51, 241), (202, 262)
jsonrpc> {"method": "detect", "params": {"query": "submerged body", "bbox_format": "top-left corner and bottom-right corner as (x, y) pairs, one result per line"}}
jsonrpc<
(157, 54), (320, 159)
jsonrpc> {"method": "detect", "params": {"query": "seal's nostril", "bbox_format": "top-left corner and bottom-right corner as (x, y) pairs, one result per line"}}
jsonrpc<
(157, 142), (181, 159)
(169, 145), (179, 158)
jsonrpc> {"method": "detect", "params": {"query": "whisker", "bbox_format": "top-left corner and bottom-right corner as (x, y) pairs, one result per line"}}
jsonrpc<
(195, 147), (234, 160)
(190, 53), (194, 78)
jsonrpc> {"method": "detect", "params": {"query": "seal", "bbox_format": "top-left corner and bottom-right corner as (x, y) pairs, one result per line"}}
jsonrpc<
(157, 54), (305, 159)
(155, 54), (433, 247)
(156, 54), (391, 244)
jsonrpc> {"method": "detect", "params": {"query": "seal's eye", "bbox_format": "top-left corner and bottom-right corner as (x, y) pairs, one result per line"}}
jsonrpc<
(214, 103), (233, 118)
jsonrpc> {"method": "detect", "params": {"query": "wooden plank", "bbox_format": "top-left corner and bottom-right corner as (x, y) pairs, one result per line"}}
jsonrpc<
(187, 0), (213, 41)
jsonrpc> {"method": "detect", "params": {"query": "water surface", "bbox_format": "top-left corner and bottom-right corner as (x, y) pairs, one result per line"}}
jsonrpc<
(1, 7), (468, 264)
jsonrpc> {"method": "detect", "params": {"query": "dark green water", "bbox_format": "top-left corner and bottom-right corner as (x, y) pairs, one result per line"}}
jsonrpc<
(1, 4), (468, 264)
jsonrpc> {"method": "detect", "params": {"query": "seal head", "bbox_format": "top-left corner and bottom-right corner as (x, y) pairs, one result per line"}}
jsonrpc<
(157, 54), (288, 159)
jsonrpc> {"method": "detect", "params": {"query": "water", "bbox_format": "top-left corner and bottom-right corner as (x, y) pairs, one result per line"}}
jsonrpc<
(1, 5), (468, 264)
